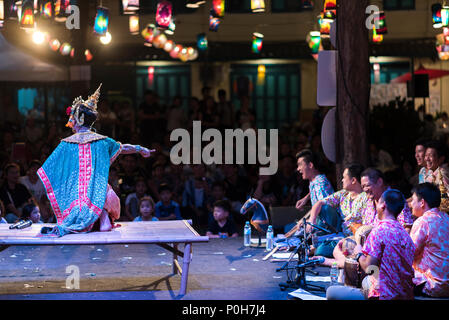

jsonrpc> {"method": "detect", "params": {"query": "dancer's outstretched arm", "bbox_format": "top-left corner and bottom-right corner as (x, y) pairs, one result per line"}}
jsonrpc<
(120, 144), (155, 158)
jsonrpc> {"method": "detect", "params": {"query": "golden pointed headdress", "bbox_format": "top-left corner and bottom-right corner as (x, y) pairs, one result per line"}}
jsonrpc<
(66, 84), (102, 128)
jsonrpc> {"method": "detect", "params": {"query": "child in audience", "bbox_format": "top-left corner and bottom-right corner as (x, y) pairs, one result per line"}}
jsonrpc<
(206, 200), (238, 238)
(21, 203), (44, 224)
(155, 183), (182, 220)
(134, 196), (158, 222)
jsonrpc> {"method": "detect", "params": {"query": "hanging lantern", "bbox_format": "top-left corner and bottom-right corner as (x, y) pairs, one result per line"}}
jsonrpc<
(85, 49), (93, 62)
(319, 11), (331, 36)
(307, 31), (321, 54)
(188, 48), (198, 61)
(165, 17), (176, 35)
(324, 0), (336, 11)
(433, 3), (443, 28)
(49, 38), (60, 51)
(55, 0), (69, 22)
(122, 0), (139, 14)
(129, 15), (139, 34)
(94, 6), (109, 36)
(374, 11), (387, 35)
(100, 31), (112, 45)
(252, 32), (263, 54)
(186, 1), (205, 8)
(209, 10), (221, 31)
(179, 47), (189, 62)
(54, 0), (61, 16)
(163, 39), (174, 52)
(60, 42), (72, 56)
(142, 23), (156, 46)
(170, 44), (182, 59)
(70, 47), (75, 58)
(197, 33), (208, 51)
(251, 0), (265, 13)
(20, 0), (35, 29)
(40, 0), (53, 18)
(442, 6), (449, 27)
(153, 33), (167, 48)
(372, 27), (383, 43)
(156, 0), (172, 29)
(212, 0), (224, 18)
(0, 0), (4, 29)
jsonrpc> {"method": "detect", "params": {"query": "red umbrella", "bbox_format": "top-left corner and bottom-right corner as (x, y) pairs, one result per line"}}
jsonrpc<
(390, 65), (449, 83)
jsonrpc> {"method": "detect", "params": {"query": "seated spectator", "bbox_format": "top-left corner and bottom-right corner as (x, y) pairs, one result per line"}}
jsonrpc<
(155, 184), (182, 221)
(0, 199), (6, 224)
(21, 203), (44, 224)
(409, 183), (449, 298)
(206, 200), (238, 238)
(125, 177), (150, 221)
(19, 160), (49, 221)
(0, 163), (33, 223)
(133, 196), (158, 222)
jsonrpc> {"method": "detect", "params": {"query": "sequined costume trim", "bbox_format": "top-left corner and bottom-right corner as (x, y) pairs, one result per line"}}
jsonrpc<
(62, 132), (107, 144)
(37, 167), (64, 224)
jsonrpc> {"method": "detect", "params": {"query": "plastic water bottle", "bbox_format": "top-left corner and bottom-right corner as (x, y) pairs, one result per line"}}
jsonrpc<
(244, 221), (251, 247)
(266, 225), (274, 251)
(330, 262), (339, 285)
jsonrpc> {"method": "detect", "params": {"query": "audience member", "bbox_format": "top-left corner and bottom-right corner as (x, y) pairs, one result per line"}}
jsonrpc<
(154, 184), (182, 221)
(21, 203), (44, 224)
(206, 200), (238, 238)
(133, 196), (158, 222)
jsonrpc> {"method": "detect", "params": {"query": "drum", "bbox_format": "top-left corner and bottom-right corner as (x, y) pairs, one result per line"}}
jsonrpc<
(344, 258), (366, 288)
(354, 225), (374, 246)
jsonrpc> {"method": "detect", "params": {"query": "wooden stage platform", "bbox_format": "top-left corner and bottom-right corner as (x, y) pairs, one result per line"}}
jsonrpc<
(0, 220), (209, 296)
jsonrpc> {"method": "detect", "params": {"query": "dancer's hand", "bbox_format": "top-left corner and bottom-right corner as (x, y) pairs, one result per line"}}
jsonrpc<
(140, 147), (156, 158)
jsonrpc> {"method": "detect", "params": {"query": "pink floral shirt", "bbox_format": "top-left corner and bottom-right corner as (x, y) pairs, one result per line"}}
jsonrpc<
(322, 190), (361, 236)
(410, 208), (449, 297)
(363, 219), (415, 300)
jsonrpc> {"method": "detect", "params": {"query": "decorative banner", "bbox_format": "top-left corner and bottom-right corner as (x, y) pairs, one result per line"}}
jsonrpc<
(40, 0), (53, 18)
(156, 0), (172, 29)
(212, 0), (224, 18)
(433, 3), (443, 28)
(20, 0), (35, 29)
(251, 0), (265, 13)
(374, 11), (387, 34)
(0, 0), (4, 29)
(209, 10), (220, 31)
(197, 33), (208, 50)
(129, 15), (139, 34)
(122, 0), (139, 14)
(94, 6), (109, 36)
(252, 32), (263, 53)
(307, 31), (321, 54)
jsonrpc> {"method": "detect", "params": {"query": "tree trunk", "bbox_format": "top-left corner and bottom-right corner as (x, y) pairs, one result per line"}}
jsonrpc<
(335, 0), (371, 188)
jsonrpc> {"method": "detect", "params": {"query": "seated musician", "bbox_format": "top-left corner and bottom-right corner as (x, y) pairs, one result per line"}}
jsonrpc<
(409, 183), (449, 298)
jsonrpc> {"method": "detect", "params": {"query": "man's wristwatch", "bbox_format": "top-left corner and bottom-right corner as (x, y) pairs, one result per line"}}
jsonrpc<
(355, 252), (364, 263)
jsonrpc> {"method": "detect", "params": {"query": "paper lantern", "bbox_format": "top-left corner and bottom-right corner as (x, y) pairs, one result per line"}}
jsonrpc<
(20, 0), (35, 29)
(0, 0), (4, 29)
(94, 6), (109, 36)
(443, 6), (449, 27)
(129, 15), (139, 34)
(433, 3), (443, 28)
(209, 11), (220, 32)
(54, 0), (61, 16)
(85, 49), (93, 62)
(153, 33), (167, 48)
(179, 47), (189, 62)
(324, 0), (336, 11)
(60, 42), (72, 55)
(319, 11), (331, 36)
(307, 31), (321, 54)
(372, 27), (383, 43)
(197, 33), (208, 51)
(163, 39), (174, 52)
(40, 0), (53, 18)
(252, 32), (263, 54)
(142, 24), (156, 46)
(212, 0), (224, 18)
(55, 0), (70, 22)
(188, 48), (198, 61)
(49, 38), (60, 51)
(156, 0), (172, 29)
(122, 0), (139, 14)
(70, 48), (75, 58)
(170, 44), (182, 58)
(374, 11), (387, 35)
(100, 31), (112, 45)
(165, 18), (176, 35)
(186, 0), (205, 8)
(251, 0), (265, 13)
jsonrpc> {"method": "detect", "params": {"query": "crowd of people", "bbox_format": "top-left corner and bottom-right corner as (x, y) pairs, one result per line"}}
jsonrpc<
(1, 88), (449, 299)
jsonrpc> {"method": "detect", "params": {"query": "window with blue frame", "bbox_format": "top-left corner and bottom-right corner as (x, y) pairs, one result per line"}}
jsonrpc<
(383, 0), (415, 10)
(230, 64), (301, 130)
(120, 0), (197, 15)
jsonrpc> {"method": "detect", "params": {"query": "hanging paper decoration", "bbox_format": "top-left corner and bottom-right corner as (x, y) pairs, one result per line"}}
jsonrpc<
(197, 33), (208, 51)
(442, 6), (449, 27)
(49, 38), (60, 51)
(307, 31), (321, 54)
(209, 10), (221, 31)
(0, 0), (4, 29)
(70, 47), (75, 58)
(100, 31), (112, 45)
(170, 44), (182, 59)
(85, 49), (93, 61)
(20, 0), (35, 29)
(433, 3), (443, 28)
(189, 48), (199, 61)
(372, 27), (383, 43)
(156, 0), (172, 29)
(186, 1), (206, 8)
(165, 17), (176, 35)
(60, 42), (72, 55)
(251, 0), (265, 13)
(94, 6), (109, 36)
(179, 47), (189, 62)
(324, 0), (336, 11)
(40, 0), (53, 18)
(374, 11), (387, 35)
(163, 39), (174, 52)
(318, 11), (331, 36)
(252, 32), (263, 54)
(122, 0), (139, 14)
(212, 0), (224, 18)
(153, 33), (167, 48)
(129, 15), (139, 34)
(142, 23), (156, 46)
(55, 0), (69, 22)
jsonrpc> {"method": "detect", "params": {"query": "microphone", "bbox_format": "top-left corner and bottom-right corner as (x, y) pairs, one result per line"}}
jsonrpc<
(305, 221), (331, 234)
(296, 257), (325, 268)
(9, 220), (24, 229)
(9, 219), (32, 230)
